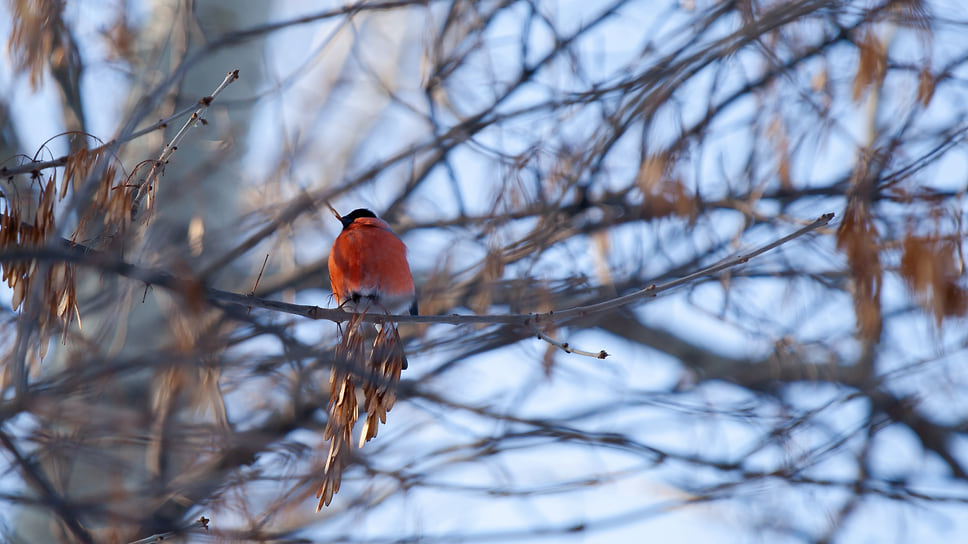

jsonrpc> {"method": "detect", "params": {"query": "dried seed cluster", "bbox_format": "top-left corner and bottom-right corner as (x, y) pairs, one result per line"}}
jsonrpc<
(316, 314), (407, 510)
(1, 173), (79, 361)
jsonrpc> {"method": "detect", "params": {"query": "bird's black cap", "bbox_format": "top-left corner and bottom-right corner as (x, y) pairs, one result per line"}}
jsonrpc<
(340, 208), (377, 229)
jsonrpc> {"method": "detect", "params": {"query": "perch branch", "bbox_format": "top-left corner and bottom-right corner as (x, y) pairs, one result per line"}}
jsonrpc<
(0, 213), (833, 328)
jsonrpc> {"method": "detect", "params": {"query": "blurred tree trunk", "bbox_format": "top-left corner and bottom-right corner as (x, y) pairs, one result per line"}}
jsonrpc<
(12, 0), (269, 541)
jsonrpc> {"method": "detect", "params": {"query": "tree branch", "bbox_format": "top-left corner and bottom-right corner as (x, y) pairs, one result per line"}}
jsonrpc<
(1, 213), (833, 328)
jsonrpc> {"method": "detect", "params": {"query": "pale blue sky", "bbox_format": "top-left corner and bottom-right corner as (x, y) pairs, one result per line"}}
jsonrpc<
(2, 1), (968, 542)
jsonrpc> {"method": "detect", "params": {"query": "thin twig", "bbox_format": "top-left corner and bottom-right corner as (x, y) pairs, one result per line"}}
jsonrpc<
(125, 516), (210, 544)
(0, 102), (213, 178)
(535, 329), (609, 359)
(545, 212), (836, 321)
(250, 254), (270, 296)
(132, 69), (240, 218)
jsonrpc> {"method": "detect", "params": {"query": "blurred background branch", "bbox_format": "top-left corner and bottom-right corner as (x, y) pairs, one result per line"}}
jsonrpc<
(1, 0), (967, 542)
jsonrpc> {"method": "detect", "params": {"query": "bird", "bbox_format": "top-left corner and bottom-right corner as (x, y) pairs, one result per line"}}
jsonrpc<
(317, 206), (416, 510)
(327, 206), (418, 317)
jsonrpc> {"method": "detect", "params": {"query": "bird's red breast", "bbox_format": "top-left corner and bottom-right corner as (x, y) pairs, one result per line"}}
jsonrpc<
(328, 209), (417, 315)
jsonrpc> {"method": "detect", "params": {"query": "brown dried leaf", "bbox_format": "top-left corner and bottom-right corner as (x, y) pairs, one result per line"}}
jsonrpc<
(900, 235), (968, 324)
(316, 436), (349, 510)
(470, 250), (505, 314)
(38, 335), (50, 360)
(104, 15), (135, 62)
(317, 314), (368, 509)
(768, 117), (793, 190)
(11, 277), (26, 311)
(853, 30), (887, 102)
(641, 177), (695, 219)
(836, 202), (883, 340)
(811, 66), (828, 93)
(917, 66), (936, 107)
(63, 147), (88, 197)
(36, 178), (56, 233)
(360, 324), (406, 447)
(542, 341), (556, 379)
(636, 153), (667, 193)
(7, 0), (61, 89)
(636, 152), (695, 219)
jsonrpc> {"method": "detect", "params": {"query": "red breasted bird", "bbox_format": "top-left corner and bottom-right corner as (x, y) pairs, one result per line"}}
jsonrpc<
(318, 206), (416, 510)
(327, 207), (418, 317)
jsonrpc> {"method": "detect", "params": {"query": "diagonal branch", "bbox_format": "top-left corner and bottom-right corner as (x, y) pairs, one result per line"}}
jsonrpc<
(545, 213), (834, 321)
(0, 213), (834, 329)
